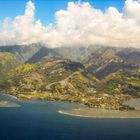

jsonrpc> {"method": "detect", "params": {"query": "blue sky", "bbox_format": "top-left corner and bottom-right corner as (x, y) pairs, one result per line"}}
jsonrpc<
(0, 0), (125, 25)
(0, 0), (140, 48)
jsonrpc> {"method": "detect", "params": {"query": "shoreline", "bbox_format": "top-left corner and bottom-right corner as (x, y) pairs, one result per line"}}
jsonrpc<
(1, 93), (140, 116)
(1, 93), (19, 100)
(58, 109), (140, 119)
(0, 94), (21, 107)
(0, 104), (21, 108)
(58, 110), (99, 118)
(2, 92), (135, 110)
(0, 101), (20, 107)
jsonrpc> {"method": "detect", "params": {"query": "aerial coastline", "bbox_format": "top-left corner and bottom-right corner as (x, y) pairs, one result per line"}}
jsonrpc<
(58, 108), (140, 119)
(0, 100), (20, 107)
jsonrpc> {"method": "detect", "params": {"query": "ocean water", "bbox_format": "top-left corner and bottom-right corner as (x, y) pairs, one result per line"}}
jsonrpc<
(0, 94), (140, 140)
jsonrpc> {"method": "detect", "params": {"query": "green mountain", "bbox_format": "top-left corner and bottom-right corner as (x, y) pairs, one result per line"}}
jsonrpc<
(0, 44), (41, 63)
(0, 46), (140, 110)
(0, 52), (20, 90)
(7, 57), (84, 93)
(97, 69), (140, 97)
(117, 48), (140, 64)
(26, 47), (62, 63)
(83, 47), (140, 79)
(27, 46), (99, 63)
(55, 46), (99, 62)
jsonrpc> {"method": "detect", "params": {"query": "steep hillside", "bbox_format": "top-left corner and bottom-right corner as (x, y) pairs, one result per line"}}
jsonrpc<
(6, 57), (84, 94)
(46, 72), (98, 95)
(97, 69), (140, 97)
(27, 46), (99, 63)
(83, 47), (122, 67)
(0, 44), (41, 63)
(83, 47), (140, 79)
(0, 52), (20, 90)
(26, 47), (62, 63)
(0, 46), (140, 110)
(55, 46), (99, 62)
(117, 48), (140, 64)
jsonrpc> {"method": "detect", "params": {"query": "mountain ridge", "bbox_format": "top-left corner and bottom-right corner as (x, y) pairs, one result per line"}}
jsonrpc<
(0, 45), (139, 110)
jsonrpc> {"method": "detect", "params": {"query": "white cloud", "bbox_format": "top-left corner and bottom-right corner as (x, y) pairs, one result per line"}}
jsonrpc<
(0, 0), (140, 48)
(0, 1), (45, 45)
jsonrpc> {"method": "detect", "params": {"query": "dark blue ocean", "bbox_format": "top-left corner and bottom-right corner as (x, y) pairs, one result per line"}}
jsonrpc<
(0, 94), (140, 140)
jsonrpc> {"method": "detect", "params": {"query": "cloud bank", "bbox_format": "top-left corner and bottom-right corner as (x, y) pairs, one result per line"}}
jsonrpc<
(0, 0), (140, 48)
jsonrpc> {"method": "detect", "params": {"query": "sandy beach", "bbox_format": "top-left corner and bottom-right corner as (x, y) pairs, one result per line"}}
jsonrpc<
(58, 108), (140, 118)
(0, 101), (20, 107)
